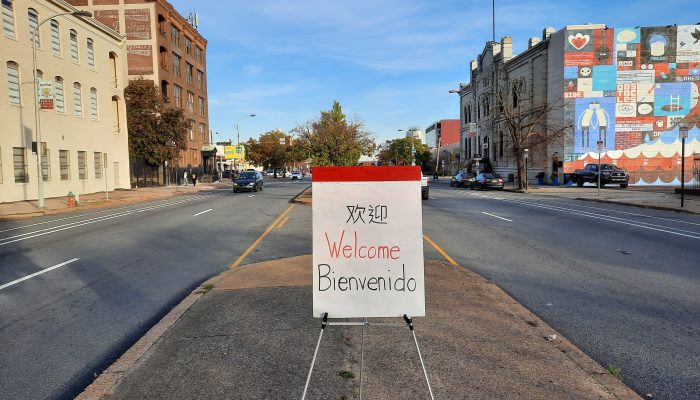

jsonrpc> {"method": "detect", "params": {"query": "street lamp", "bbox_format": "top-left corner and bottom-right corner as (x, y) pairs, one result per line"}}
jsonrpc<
(524, 148), (529, 190)
(234, 114), (255, 172)
(678, 121), (690, 207)
(32, 9), (92, 208)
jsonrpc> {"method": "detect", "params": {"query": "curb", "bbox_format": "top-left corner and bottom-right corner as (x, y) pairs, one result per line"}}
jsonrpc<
(573, 197), (699, 215)
(291, 185), (312, 204)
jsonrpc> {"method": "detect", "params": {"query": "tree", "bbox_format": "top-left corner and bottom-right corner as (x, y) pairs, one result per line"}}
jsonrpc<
(292, 101), (375, 166)
(124, 78), (187, 166)
(377, 137), (430, 167)
(245, 130), (288, 176)
(494, 78), (571, 189)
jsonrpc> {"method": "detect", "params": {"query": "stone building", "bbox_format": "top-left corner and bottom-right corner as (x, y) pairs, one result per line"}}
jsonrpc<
(1, 0), (130, 203)
(66, 0), (211, 186)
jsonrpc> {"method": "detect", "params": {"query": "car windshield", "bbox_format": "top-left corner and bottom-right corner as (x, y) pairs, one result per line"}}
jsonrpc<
(482, 173), (495, 178)
(600, 164), (615, 170)
(239, 172), (256, 179)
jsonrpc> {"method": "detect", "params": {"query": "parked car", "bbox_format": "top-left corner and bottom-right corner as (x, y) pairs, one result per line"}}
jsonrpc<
(421, 176), (429, 200)
(470, 173), (504, 190)
(450, 172), (474, 188)
(572, 163), (629, 188)
(290, 171), (302, 180)
(233, 171), (264, 192)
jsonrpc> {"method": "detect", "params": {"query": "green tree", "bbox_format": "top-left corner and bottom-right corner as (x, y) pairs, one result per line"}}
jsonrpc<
(245, 130), (288, 176)
(292, 101), (375, 166)
(124, 78), (187, 166)
(377, 137), (430, 167)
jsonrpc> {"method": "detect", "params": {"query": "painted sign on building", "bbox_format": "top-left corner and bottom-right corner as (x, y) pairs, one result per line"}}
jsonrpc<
(312, 166), (425, 318)
(563, 24), (700, 185)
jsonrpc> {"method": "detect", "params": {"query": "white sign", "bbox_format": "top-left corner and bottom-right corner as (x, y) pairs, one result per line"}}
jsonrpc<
(468, 122), (477, 138)
(597, 140), (605, 152)
(679, 127), (689, 139)
(312, 166), (425, 318)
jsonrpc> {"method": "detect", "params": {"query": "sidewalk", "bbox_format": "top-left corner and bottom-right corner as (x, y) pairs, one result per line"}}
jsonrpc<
(77, 254), (641, 400)
(0, 182), (226, 221)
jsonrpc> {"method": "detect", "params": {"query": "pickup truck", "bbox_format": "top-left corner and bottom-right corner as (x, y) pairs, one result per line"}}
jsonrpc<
(572, 163), (629, 188)
(421, 176), (429, 200)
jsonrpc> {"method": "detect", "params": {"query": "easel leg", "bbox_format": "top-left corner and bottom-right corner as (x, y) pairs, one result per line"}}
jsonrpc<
(359, 317), (367, 400)
(302, 313), (328, 400)
(403, 315), (435, 400)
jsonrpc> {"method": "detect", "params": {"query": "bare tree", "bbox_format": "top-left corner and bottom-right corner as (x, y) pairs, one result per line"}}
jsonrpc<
(494, 78), (572, 189)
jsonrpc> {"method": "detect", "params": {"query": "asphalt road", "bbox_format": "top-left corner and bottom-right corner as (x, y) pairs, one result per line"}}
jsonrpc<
(0, 178), (310, 400)
(423, 181), (699, 400)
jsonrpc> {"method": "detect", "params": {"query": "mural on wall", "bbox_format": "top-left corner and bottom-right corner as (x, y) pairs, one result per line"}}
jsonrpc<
(563, 24), (700, 184)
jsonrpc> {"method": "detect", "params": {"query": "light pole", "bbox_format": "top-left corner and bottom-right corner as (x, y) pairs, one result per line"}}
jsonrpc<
(32, 9), (92, 208)
(678, 122), (689, 207)
(524, 148), (529, 191)
(235, 114), (255, 172)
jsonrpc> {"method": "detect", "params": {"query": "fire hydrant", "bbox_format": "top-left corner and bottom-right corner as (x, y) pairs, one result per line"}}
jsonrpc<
(67, 191), (76, 207)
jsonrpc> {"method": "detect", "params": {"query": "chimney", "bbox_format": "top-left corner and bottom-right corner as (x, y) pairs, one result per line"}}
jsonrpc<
(543, 27), (556, 40)
(501, 36), (513, 62)
(528, 37), (542, 48)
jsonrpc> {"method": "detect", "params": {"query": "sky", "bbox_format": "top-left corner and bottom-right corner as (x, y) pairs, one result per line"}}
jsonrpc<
(167, 0), (695, 144)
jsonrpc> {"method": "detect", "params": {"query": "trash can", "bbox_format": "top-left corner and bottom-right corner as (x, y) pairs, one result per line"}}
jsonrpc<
(552, 176), (559, 186)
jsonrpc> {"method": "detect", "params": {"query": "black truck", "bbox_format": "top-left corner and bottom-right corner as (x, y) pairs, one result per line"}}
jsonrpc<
(572, 163), (629, 188)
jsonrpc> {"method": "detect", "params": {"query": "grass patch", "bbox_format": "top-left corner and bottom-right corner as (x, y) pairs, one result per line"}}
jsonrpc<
(338, 370), (355, 380)
(606, 365), (622, 380)
(196, 284), (215, 294)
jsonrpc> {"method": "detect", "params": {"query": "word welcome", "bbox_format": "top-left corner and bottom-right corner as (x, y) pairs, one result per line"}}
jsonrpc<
(317, 264), (417, 292)
(325, 230), (400, 260)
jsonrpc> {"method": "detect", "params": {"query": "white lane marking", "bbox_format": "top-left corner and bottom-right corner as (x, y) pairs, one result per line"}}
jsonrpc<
(0, 258), (80, 290)
(0, 213), (133, 246)
(1, 211), (134, 243)
(430, 197), (437, 200)
(248, 195), (255, 198)
(481, 212), (512, 222)
(193, 208), (213, 217)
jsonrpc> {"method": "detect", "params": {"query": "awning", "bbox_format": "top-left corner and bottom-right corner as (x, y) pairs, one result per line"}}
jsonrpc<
(201, 145), (217, 153)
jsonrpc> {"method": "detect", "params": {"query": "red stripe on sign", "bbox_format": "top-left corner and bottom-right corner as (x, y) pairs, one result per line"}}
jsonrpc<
(312, 166), (422, 182)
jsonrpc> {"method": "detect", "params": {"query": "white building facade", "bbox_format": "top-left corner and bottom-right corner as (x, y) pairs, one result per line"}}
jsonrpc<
(1, 0), (130, 203)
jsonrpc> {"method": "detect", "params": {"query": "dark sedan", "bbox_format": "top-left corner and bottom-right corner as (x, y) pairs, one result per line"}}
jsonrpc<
(470, 173), (504, 190)
(233, 171), (264, 192)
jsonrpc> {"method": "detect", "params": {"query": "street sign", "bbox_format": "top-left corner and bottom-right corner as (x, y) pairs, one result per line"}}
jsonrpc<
(312, 166), (425, 318)
(680, 127), (689, 139)
(224, 145), (245, 160)
(38, 80), (54, 110)
(597, 140), (604, 152)
(468, 123), (477, 138)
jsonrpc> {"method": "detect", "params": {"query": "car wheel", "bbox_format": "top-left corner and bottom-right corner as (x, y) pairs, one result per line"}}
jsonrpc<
(259, 183), (263, 191)
(479, 183), (484, 191)
(469, 183), (474, 190)
(620, 183), (627, 188)
(253, 185), (258, 192)
(450, 182), (454, 187)
(577, 178), (584, 187)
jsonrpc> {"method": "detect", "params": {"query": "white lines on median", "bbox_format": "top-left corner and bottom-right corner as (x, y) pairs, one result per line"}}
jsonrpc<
(0, 258), (80, 290)
(193, 209), (213, 217)
(481, 212), (512, 222)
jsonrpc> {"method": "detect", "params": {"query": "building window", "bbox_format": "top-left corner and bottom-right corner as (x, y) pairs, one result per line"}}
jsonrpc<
(187, 91), (194, 112)
(196, 69), (204, 89)
(170, 24), (179, 46)
(195, 46), (202, 62)
(94, 152), (102, 179)
(13, 147), (27, 183)
(59, 149), (69, 180)
(109, 52), (117, 87)
(87, 38), (95, 69)
(188, 120), (194, 140)
(512, 85), (518, 108)
(50, 19), (60, 56)
(198, 96), (205, 115)
(186, 62), (193, 83)
(73, 82), (82, 116)
(90, 87), (98, 120)
(41, 143), (50, 181)
(199, 123), (206, 142)
(172, 52), (180, 76)
(158, 14), (165, 36)
(70, 29), (79, 63)
(159, 46), (167, 68)
(184, 36), (192, 55)
(28, 8), (40, 47)
(189, 148), (196, 164)
(111, 96), (120, 133)
(77, 151), (87, 180)
(54, 77), (65, 113)
(2, 0), (15, 38)
(173, 85), (182, 107)
(7, 61), (20, 105)
(161, 80), (169, 102)
(499, 132), (504, 158)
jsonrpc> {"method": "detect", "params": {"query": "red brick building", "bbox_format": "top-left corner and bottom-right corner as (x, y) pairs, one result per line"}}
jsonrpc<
(67, 0), (210, 185)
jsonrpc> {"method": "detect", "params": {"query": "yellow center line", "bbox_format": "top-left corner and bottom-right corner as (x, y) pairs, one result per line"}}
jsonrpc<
(229, 204), (296, 269)
(276, 215), (290, 229)
(423, 234), (459, 266)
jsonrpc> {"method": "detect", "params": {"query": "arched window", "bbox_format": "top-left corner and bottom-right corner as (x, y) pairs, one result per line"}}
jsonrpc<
(50, 20), (60, 55)
(463, 106), (467, 123)
(2, 0), (16, 38)
(512, 84), (518, 108)
(54, 77), (65, 113)
(161, 80), (169, 102)
(28, 8), (39, 47)
(109, 52), (118, 88)
(90, 87), (98, 120)
(73, 82), (82, 116)
(87, 38), (95, 69)
(70, 29), (79, 63)
(6, 61), (20, 105)
(112, 96), (121, 133)
(467, 105), (472, 123)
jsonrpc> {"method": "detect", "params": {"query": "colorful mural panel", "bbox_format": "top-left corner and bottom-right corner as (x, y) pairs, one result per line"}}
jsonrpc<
(563, 25), (700, 184)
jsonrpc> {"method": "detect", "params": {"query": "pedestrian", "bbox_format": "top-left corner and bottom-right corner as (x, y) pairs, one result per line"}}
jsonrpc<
(183, 171), (188, 186)
(192, 172), (197, 187)
(433, 170), (439, 181)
